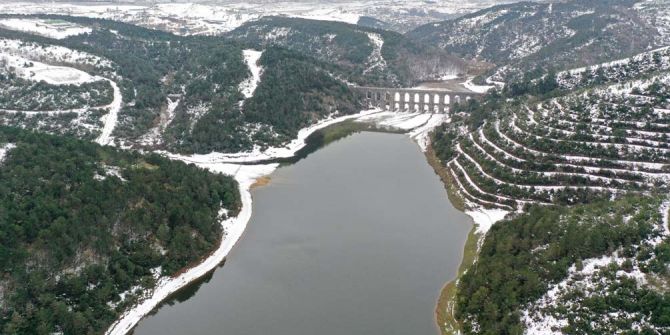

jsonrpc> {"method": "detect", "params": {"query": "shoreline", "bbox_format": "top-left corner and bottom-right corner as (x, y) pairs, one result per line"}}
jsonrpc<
(104, 109), (456, 335)
(424, 145), (474, 335)
(104, 164), (275, 335)
(425, 145), (508, 335)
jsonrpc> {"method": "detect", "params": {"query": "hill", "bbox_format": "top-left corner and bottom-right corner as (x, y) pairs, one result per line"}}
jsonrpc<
(0, 126), (240, 334)
(431, 40), (670, 335)
(0, 15), (363, 154)
(408, 0), (661, 83)
(227, 16), (472, 86)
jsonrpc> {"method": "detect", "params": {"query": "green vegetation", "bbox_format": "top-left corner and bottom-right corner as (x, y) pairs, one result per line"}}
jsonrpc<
(456, 196), (669, 334)
(244, 47), (360, 145)
(228, 16), (467, 87)
(0, 73), (113, 111)
(0, 15), (370, 154)
(0, 126), (240, 334)
(429, 25), (670, 334)
(0, 108), (106, 141)
(409, 0), (657, 82)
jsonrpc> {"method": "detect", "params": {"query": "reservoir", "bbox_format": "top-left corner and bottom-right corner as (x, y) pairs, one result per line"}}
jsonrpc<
(133, 131), (472, 335)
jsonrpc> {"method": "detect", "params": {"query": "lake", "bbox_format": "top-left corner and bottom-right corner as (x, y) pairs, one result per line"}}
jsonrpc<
(133, 131), (472, 335)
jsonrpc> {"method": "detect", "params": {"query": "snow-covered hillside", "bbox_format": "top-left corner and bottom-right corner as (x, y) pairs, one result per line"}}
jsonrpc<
(556, 46), (670, 90)
(0, 36), (121, 142)
(409, 0), (662, 83)
(0, 0), (518, 35)
(227, 16), (468, 86)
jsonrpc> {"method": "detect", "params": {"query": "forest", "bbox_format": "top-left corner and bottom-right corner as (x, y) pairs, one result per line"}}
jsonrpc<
(456, 196), (670, 334)
(242, 47), (361, 146)
(227, 16), (468, 87)
(0, 126), (240, 334)
(0, 14), (370, 154)
(0, 72), (113, 111)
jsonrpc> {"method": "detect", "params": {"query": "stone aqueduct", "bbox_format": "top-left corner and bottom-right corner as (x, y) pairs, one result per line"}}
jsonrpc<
(351, 86), (484, 114)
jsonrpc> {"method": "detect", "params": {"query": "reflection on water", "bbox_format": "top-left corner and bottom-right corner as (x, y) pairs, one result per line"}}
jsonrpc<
(152, 261), (225, 311)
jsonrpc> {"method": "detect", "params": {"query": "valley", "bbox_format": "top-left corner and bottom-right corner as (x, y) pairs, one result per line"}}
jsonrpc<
(0, 1), (669, 335)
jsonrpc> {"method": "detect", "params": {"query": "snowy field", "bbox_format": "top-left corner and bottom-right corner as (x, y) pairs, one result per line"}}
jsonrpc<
(0, 1), (516, 35)
(1, 53), (97, 85)
(0, 18), (91, 39)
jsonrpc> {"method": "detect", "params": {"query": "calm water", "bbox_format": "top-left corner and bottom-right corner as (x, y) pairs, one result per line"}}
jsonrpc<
(133, 132), (472, 335)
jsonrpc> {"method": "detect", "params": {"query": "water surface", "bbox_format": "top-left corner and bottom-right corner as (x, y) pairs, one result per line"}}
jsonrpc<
(133, 132), (472, 335)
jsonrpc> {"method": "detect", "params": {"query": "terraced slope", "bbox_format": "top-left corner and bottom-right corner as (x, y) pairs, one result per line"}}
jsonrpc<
(434, 41), (670, 335)
(437, 50), (670, 212)
(449, 85), (670, 211)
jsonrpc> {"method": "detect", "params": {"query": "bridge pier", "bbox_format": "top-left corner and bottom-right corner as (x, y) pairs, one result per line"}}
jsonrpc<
(353, 85), (482, 114)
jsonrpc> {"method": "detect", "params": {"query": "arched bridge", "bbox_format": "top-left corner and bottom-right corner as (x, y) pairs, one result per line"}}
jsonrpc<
(351, 86), (484, 114)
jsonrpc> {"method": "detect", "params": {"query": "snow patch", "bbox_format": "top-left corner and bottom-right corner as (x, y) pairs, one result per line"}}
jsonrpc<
(138, 97), (180, 146)
(239, 49), (263, 101)
(0, 143), (16, 164)
(95, 79), (122, 146)
(363, 33), (386, 74)
(0, 38), (114, 71)
(465, 207), (509, 235)
(94, 164), (126, 182)
(160, 109), (380, 164)
(462, 77), (494, 94)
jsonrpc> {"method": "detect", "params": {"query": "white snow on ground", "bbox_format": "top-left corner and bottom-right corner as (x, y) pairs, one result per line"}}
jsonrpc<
(357, 111), (431, 130)
(409, 114), (451, 151)
(94, 164), (126, 182)
(291, 8), (360, 24)
(440, 74), (460, 81)
(1, 53), (96, 85)
(95, 79), (122, 146)
(0, 38), (114, 71)
(138, 97), (180, 146)
(0, 143), (16, 164)
(522, 201), (670, 334)
(363, 33), (386, 74)
(0, 18), (91, 39)
(0, 1), (516, 36)
(561, 46), (670, 77)
(522, 251), (649, 335)
(166, 110), (448, 164)
(161, 109), (381, 164)
(465, 208), (510, 235)
(354, 111), (451, 151)
(105, 162), (277, 335)
(0, 42), (122, 144)
(239, 49), (263, 100)
(450, 159), (540, 208)
(462, 77), (494, 94)
(662, 200), (670, 236)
